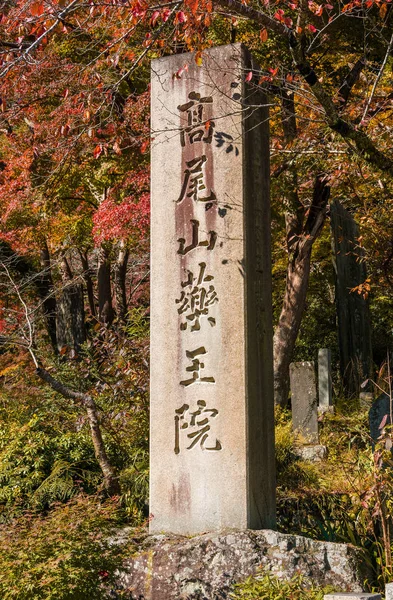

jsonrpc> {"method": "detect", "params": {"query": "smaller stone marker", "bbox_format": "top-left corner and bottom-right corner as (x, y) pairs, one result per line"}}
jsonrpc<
(386, 583), (393, 600)
(369, 392), (392, 443)
(318, 348), (333, 412)
(290, 361), (319, 444)
(324, 595), (381, 600)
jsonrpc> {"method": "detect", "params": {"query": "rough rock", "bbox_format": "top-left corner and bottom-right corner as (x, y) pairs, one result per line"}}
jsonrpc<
(293, 445), (328, 463)
(113, 528), (369, 600)
(324, 595), (381, 599)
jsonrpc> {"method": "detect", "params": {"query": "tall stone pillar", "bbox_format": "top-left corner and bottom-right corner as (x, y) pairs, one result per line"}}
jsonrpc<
(150, 44), (275, 535)
(330, 200), (372, 395)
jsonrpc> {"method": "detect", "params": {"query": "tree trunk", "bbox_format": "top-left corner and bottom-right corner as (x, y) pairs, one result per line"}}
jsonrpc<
(113, 240), (129, 324)
(57, 252), (86, 353)
(97, 246), (114, 325)
(273, 175), (330, 406)
(79, 250), (96, 318)
(273, 251), (312, 406)
(38, 243), (58, 353)
(36, 366), (120, 495)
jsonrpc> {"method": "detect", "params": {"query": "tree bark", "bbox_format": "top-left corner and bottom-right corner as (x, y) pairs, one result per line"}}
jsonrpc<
(38, 243), (58, 353)
(97, 246), (114, 325)
(79, 250), (96, 318)
(56, 251), (86, 353)
(113, 240), (129, 324)
(36, 366), (120, 495)
(273, 174), (330, 406)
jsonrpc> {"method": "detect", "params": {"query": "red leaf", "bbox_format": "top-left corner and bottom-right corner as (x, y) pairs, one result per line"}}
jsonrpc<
(245, 71), (253, 82)
(307, 24), (317, 32)
(379, 414), (388, 430)
(176, 11), (187, 23)
(150, 10), (160, 26)
(162, 8), (171, 21)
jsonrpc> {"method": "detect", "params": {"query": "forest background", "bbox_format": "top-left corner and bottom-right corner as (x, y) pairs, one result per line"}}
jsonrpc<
(0, 0), (393, 597)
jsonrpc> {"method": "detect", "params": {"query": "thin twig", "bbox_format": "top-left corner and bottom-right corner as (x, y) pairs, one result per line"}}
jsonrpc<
(0, 260), (38, 367)
(361, 32), (393, 124)
(0, 0), (82, 79)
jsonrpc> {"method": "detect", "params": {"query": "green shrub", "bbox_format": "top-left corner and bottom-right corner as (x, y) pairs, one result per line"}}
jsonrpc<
(0, 494), (132, 600)
(230, 572), (335, 599)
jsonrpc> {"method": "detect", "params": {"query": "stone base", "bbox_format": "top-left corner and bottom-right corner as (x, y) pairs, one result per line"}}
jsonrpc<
(324, 595), (381, 599)
(386, 582), (393, 599)
(113, 528), (369, 600)
(318, 406), (335, 415)
(359, 393), (374, 409)
(293, 444), (328, 462)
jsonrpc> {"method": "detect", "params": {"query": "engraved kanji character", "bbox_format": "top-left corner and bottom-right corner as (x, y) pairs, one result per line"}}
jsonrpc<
(177, 155), (217, 204)
(180, 346), (215, 387)
(178, 91), (215, 147)
(174, 400), (222, 454)
(177, 219), (217, 256)
(176, 262), (218, 331)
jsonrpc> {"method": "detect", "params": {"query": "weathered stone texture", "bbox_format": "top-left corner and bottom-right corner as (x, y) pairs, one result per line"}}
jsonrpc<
(324, 595), (381, 599)
(293, 444), (327, 463)
(330, 200), (372, 395)
(386, 582), (393, 599)
(114, 528), (369, 600)
(290, 361), (319, 444)
(150, 43), (275, 535)
(318, 348), (333, 411)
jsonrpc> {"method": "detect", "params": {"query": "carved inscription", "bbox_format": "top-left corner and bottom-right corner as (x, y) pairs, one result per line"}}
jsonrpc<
(177, 219), (217, 256)
(174, 400), (222, 454)
(175, 90), (222, 453)
(176, 262), (218, 331)
(180, 347), (215, 387)
(178, 92), (215, 147)
(177, 156), (217, 205)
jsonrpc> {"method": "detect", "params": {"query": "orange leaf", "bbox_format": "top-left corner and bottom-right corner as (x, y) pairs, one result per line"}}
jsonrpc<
(94, 145), (102, 159)
(31, 2), (44, 16)
(140, 139), (149, 154)
(380, 3), (387, 18)
(260, 28), (268, 42)
(187, 0), (199, 15)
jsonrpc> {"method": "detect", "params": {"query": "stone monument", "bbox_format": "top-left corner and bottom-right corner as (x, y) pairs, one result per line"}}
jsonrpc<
(150, 44), (275, 535)
(290, 361), (327, 461)
(318, 348), (333, 412)
(330, 200), (372, 396)
(290, 361), (319, 444)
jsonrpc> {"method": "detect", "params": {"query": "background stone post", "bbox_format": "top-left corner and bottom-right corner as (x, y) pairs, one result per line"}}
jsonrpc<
(318, 348), (333, 412)
(290, 361), (319, 444)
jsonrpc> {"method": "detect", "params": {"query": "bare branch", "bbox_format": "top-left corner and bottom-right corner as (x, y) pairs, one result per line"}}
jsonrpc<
(0, 0), (82, 79)
(362, 32), (393, 124)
